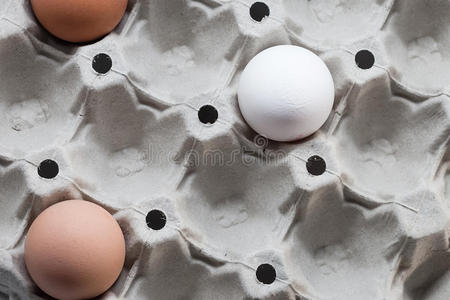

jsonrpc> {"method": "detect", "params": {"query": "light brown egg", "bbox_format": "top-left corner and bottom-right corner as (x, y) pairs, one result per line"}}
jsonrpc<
(25, 200), (126, 300)
(30, 0), (128, 43)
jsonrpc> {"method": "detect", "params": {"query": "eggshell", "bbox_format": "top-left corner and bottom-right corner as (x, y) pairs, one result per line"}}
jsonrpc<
(30, 0), (128, 43)
(237, 45), (335, 142)
(24, 200), (126, 300)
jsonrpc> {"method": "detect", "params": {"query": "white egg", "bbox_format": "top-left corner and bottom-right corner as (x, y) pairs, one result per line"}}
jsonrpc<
(237, 45), (335, 142)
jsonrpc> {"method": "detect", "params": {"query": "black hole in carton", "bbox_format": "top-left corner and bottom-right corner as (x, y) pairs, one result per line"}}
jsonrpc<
(146, 210), (167, 230)
(198, 105), (218, 124)
(92, 53), (112, 74)
(355, 50), (375, 69)
(250, 2), (270, 22)
(306, 155), (326, 176)
(256, 264), (276, 284)
(38, 159), (59, 179)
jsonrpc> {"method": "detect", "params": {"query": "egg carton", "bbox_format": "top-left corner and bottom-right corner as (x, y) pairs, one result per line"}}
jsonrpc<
(0, 0), (449, 299)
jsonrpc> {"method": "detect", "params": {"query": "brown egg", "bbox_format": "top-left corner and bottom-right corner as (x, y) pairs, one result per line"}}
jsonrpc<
(30, 0), (128, 43)
(25, 200), (126, 300)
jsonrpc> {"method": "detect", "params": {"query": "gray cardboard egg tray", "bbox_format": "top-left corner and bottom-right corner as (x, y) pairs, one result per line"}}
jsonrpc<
(0, 0), (449, 299)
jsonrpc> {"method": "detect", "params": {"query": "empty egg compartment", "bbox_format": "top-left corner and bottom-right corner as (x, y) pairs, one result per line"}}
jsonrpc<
(117, 0), (243, 105)
(380, 0), (450, 95)
(0, 21), (94, 158)
(64, 73), (196, 208)
(331, 72), (450, 200)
